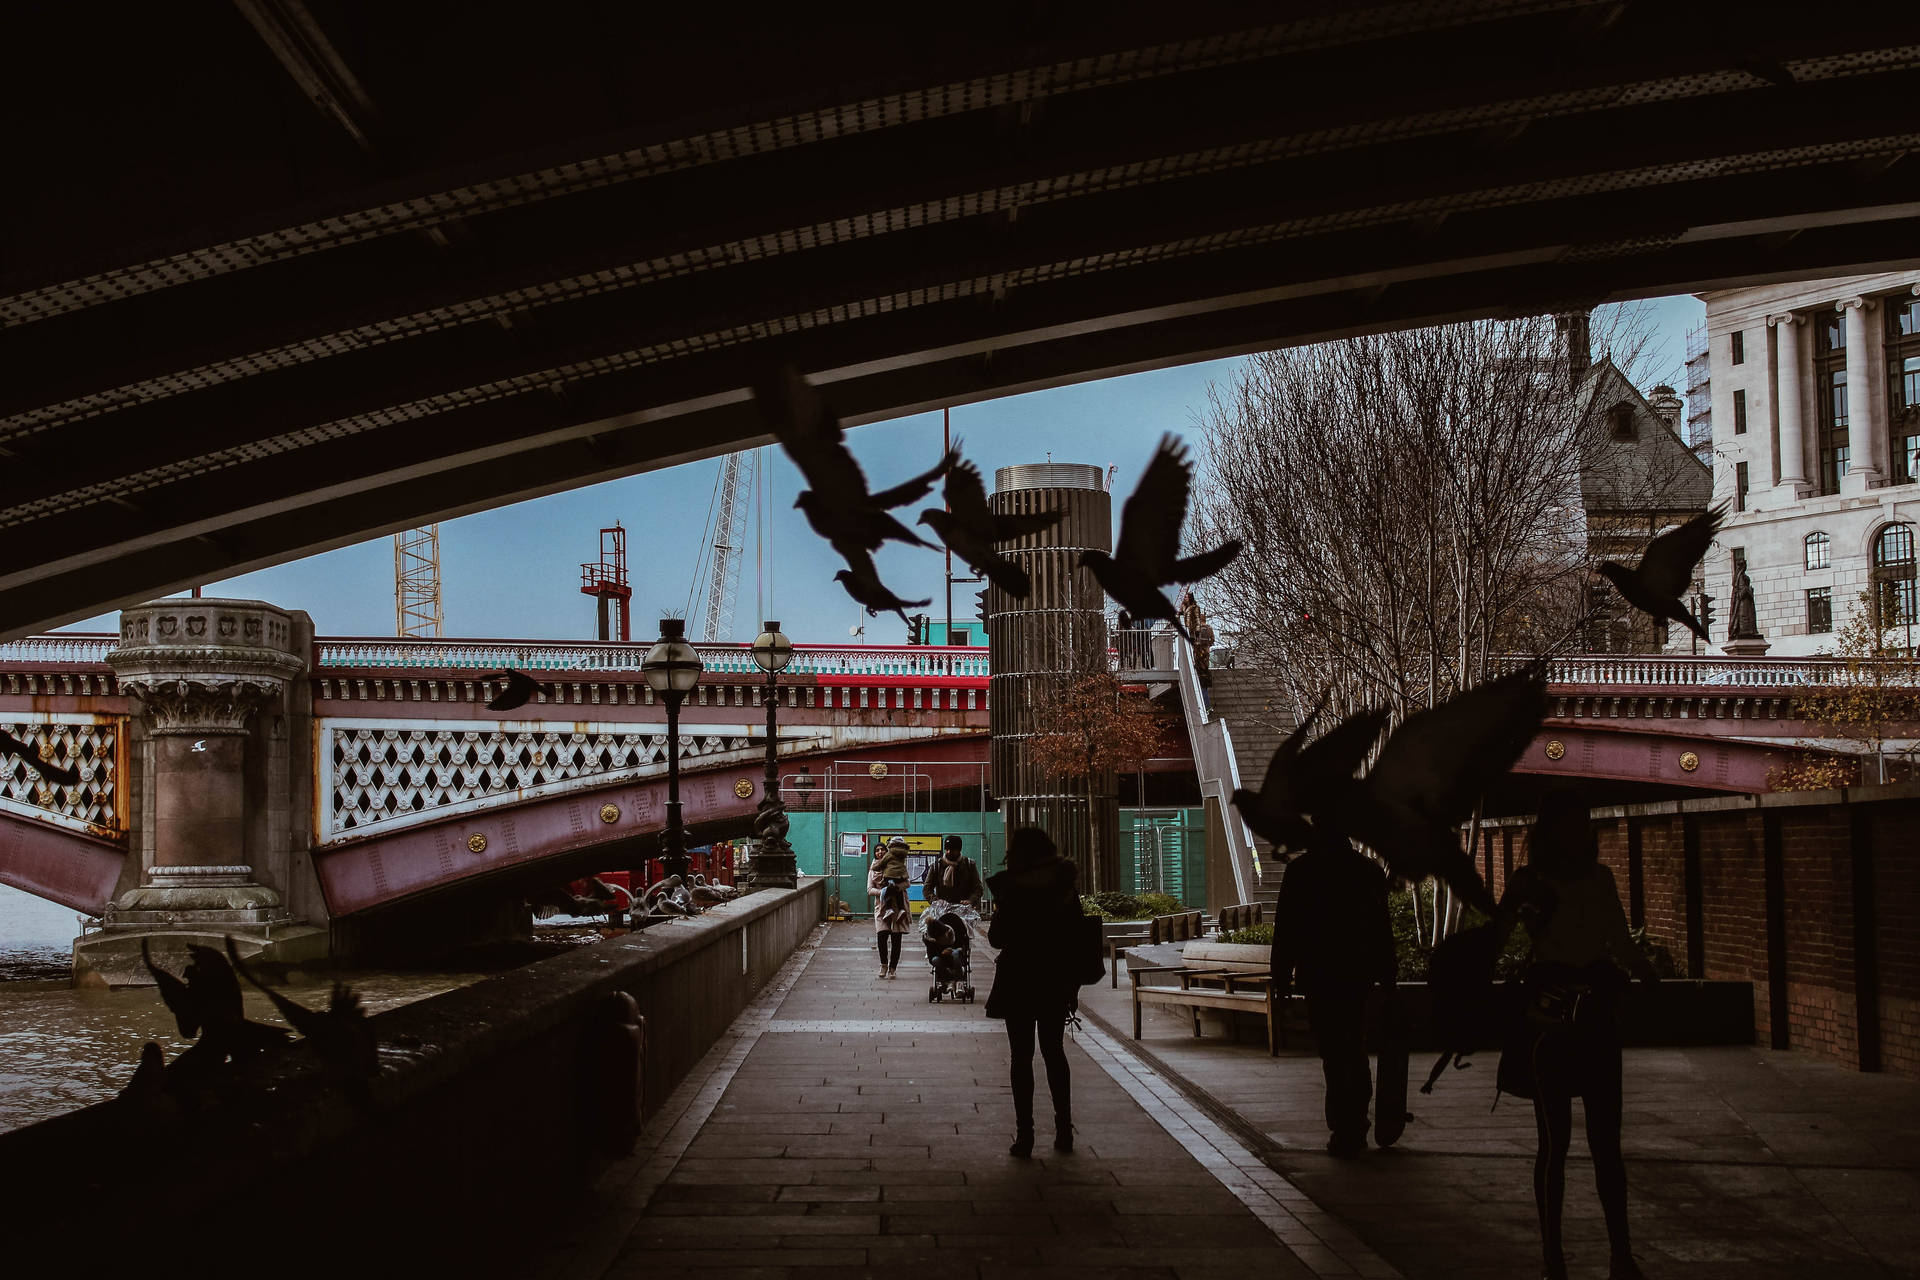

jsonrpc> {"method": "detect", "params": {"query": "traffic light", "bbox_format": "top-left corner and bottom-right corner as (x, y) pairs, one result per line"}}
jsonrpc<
(975, 589), (990, 629)
(1697, 593), (1715, 636)
(906, 613), (927, 645)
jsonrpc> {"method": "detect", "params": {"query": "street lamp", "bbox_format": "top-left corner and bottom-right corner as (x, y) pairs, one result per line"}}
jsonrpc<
(642, 618), (703, 890)
(748, 620), (797, 889)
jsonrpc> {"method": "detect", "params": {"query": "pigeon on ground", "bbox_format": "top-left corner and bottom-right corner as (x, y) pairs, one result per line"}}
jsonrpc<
(1079, 436), (1242, 641)
(1595, 507), (1724, 642)
(227, 938), (378, 1087)
(0, 728), (80, 786)
(917, 456), (1063, 598)
(141, 939), (289, 1061)
(833, 546), (930, 627)
(1325, 668), (1549, 917)
(483, 670), (553, 712)
(1232, 699), (1391, 854)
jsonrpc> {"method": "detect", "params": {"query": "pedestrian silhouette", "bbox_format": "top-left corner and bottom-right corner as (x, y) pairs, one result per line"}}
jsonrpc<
(985, 827), (1081, 1157)
(1498, 787), (1659, 1280)
(1268, 824), (1396, 1157)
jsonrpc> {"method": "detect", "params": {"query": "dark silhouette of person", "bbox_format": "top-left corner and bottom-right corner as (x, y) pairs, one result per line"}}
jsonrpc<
(1499, 788), (1658, 1280)
(985, 827), (1080, 1157)
(922, 834), (982, 907)
(1268, 825), (1396, 1157)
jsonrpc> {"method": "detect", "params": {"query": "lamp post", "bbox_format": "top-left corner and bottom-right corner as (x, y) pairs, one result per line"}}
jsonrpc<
(642, 618), (703, 889)
(748, 620), (798, 889)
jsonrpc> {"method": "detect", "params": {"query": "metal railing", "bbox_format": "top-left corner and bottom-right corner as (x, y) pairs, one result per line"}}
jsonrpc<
(1492, 653), (1920, 689)
(310, 637), (990, 679)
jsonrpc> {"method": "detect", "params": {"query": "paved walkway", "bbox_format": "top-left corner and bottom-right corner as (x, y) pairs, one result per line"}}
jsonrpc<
(536, 921), (1401, 1280)
(1080, 944), (1920, 1280)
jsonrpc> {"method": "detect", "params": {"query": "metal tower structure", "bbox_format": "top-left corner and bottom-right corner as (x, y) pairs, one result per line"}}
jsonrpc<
(580, 523), (633, 642)
(393, 525), (443, 637)
(695, 450), (756, 641)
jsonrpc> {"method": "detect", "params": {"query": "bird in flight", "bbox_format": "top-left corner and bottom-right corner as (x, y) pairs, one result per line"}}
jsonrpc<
(483, 670), (553, 712)
(1080, 436), (1242, 641)
(917, 455), (1063, 599)
(833, 546), (931, 627)
(1232, 698), (1390, 855)
(141, 939), (289, 1063)
(0, 728), (80, 786)
(1596, 507), (1725, 641)
(227, 938), (379, 1089)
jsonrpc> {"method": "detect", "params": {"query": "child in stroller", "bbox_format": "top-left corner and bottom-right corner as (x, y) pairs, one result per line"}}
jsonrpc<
(922, 908), (976, 1004)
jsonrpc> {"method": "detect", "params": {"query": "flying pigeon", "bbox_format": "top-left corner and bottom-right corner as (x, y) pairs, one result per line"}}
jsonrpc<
(1079, 435), (1241, 641)
(1596, 507), (1725, 642)
(917, 456), (1063, 598)
(1325, 667), (1549, 917)
(483, 670), (552, 712)
(227, 938), (378, 1086)
(1232, 699), (1391, 854)
(833, 545), (931, 627)
(141, 939), (289, 1062)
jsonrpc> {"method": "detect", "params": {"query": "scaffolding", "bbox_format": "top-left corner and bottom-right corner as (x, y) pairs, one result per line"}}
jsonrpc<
(580, 524), (633, 642)
(1684, 324), (1712, 457)
(393, 525), (443, 637)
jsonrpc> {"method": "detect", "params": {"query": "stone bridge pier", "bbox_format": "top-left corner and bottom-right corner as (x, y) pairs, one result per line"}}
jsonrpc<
(73, 599), (328, 985)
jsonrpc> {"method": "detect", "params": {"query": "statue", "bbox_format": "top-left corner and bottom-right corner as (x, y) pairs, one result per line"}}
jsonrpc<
(1730, 565), (1760, 640)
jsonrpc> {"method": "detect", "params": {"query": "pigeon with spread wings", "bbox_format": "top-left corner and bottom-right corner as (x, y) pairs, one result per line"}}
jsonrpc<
(1080, 436), (1241, 641)
(227, 938), (378, 1088)
(833, 545), (931, 627)
(1596, 507), (1724, 641)
(1324, 667), (1548, 917)
(483, 670), (553, 712)
(1232, 699), (1391, 854)
(917, 455), (1063, 598)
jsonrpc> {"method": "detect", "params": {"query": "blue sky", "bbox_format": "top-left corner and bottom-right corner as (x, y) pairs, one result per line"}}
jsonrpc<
(62, 296), (1704, 647)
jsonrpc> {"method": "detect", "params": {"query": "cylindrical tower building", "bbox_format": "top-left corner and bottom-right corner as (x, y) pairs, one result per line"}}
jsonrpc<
(987, 463), (1118, 890)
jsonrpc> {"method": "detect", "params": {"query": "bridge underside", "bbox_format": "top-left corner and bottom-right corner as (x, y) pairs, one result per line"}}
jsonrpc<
(5, 5), (1920, 636)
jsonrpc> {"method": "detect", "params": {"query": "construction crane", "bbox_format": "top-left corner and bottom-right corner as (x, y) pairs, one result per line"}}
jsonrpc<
(690, 450), (757, 641)
(580, 524), (633, 642)
(394, 525), (443, 637)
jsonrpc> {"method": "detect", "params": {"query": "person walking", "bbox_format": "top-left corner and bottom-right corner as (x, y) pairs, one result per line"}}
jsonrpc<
(1268, 824), (1396, 1157)
(1501, 789), (1658, 1280)
(985, 827), (1080, 1158)
(869, 837), (912, 979)
(922, 835), (982, 908)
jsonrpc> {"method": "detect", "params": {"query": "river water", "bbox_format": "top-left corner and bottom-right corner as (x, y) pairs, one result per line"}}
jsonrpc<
(0, 885), (549, 1135)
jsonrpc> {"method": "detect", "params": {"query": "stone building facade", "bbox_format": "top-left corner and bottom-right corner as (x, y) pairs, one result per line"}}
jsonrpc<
(1693, 272), (1920, 657)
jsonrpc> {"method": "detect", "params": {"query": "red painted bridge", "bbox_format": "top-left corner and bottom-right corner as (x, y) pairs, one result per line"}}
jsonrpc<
(2, 632), (1906, 921)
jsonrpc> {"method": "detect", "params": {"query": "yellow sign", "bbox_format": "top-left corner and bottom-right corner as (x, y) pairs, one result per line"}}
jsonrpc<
(878, 833), (943, 853)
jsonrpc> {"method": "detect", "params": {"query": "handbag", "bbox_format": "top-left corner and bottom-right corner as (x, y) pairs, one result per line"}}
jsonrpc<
(1073, 912), (1106, 986)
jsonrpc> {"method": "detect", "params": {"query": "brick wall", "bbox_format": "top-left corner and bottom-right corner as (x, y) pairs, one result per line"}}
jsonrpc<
(1469, 782), (1920, 1079)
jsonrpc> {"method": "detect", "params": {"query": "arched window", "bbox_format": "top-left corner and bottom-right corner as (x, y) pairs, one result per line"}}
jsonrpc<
(1872, 523), (1916, 632)
(1804, 531), (1831, 571)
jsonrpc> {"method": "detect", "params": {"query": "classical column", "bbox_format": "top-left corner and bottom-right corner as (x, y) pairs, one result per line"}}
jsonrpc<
(77, 600), (312, 984)
(1768, 312), (1808, 492)
(1839, 296), (1882, 492)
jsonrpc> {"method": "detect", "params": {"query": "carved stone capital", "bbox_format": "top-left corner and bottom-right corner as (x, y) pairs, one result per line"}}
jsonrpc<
(108, 598), (307, 735)
(1765, 311), (1803, 328)
(1836, 296), (1875, 312)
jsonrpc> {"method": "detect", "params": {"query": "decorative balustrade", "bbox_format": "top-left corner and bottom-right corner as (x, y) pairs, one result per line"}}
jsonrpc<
(1491, 653), (1920, 689)
(0, 634), (117, 667)
(310, 637), (990, 679)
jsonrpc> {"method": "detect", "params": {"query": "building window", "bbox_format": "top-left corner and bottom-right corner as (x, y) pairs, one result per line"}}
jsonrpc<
(1873, 523), (1917, 631)
(1889, 296), (1920, 484)
(1733, 388), (1747, 435)
(1807, 587), (1832, 634)
(1805, 531), (1831, 570)
(1735, 461), (1749, 511)
(1607, 402), (1635, 441)
(1817, 316), (1849, 495)
(1731, 329), (1745, 365)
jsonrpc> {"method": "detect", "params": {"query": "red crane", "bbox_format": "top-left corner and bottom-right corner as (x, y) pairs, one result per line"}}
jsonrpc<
(580, 524), (633, 642)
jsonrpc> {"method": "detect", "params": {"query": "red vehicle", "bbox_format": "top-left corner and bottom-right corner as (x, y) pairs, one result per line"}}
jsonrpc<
(582, 842), (737, 902)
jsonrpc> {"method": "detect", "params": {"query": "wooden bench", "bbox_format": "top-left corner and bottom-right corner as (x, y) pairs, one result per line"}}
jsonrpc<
(1147, 910), (1203, 943)
(1103, 920), (1153, 988)
(1129, 940), (1284, 1055)
(1214, 902), (1265, 935)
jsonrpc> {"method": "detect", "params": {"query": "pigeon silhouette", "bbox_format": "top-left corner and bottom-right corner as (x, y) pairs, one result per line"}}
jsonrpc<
(483, 670), (553, 712)
(1326, 668), (1549, 917)
(0, 728), (80, 786)
(1596, 507), (1724, 641)
(141, 939), (289, 1061)
(917, 456), (1063, 598)
(1080, 436), (1241, 641)
(833, 546), (930, 627)
(754, 363), (955, 554)
(1232, 699), (1391, 854)
(227, 938), (378, 1087)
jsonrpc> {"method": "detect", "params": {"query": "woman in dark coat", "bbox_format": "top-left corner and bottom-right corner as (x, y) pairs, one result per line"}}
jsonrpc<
(985, 827), (1081, 1158)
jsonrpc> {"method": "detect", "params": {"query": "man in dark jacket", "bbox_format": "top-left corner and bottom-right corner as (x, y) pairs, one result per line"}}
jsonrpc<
(923, 836), (983, 907)
(1270, 826), (1397, 1157)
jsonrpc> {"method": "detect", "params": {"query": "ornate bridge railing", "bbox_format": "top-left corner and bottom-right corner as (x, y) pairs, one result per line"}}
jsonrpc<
(311, 638), (989, 680)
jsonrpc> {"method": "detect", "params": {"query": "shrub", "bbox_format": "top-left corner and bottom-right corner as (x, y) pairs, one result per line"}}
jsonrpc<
(1084, 891), (1146, 919)
(1219, 923), (1273, 946)
(1136, 892), (1185, 917)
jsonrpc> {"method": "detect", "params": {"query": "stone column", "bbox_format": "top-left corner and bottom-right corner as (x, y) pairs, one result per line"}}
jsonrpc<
(1840, 296), (1882, 493)
(74, 599), (318, 986)
(1768, 312), (1808, 493)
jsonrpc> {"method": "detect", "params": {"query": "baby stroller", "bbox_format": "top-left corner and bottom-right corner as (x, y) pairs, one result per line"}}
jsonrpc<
(921, 908), (976, 1004)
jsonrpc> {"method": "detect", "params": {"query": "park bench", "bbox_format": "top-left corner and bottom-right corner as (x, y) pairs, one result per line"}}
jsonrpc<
(1214, 902), (1264, 935)
(1148, 910), (1204, 943)
(1103, 909), (1203, 987)
(1129, 939), (1284, 1055)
